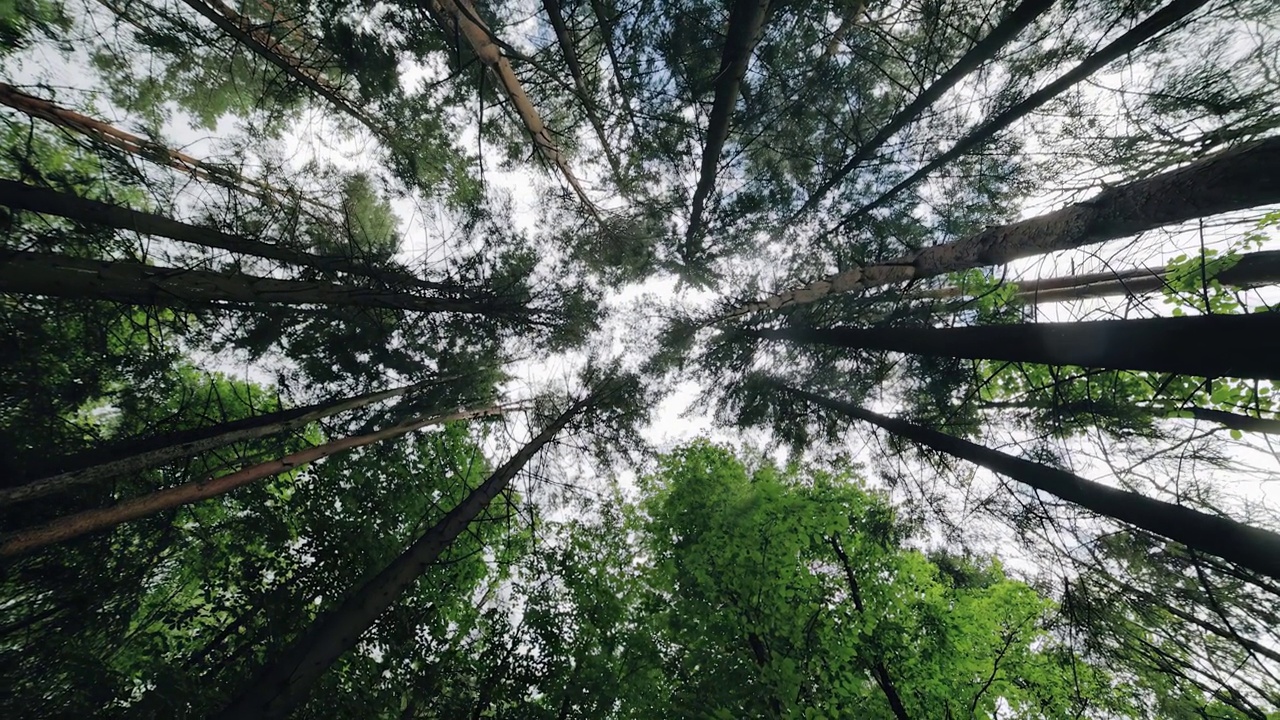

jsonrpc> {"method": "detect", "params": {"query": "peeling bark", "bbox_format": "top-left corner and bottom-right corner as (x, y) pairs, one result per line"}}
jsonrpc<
(714, 136), (1280, 322)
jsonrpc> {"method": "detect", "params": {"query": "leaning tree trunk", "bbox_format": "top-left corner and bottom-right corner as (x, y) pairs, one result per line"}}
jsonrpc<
(0, 180), (472, 295)
(712, 136), (1280, 322)
(429, 0), (599, 220)
(174, 0), (389, 139)
(0, 405), (515, 556)
(682, 0), (771, 257)
(982, 400), (1280, 436)
(841, 0), (1211, 227)
(0, 250), (518, 316)
(794, 0), (1054, 220)
(746, 312), (1280, 380)
(210, 386), (613, 720)
(1, 377), (455, 506)
(782, 385), (1280, 581)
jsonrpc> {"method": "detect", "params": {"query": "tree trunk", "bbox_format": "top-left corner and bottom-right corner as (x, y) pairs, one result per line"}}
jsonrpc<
(828, 535), (912, 720)
(0, 83), (331, 210)
(0, 405), (514, 556)
(796, 0), (1053, 219)
(0, 180), (470, 295)
(430, 0), (599, 219)
(747, 312), (1280, 380)
(682, 0), (771, 258)
(210, 387), (612, 719)
(175, 0), (389, 140)
(818, 0), (868, 61)
(542, 0), (625, 182)
(981, 400), (1280, 436)
(0, 250), (516, 316)
(782, 386), (1280, 581)
(842, 0), (1211, 227)
(1, 378), (451, 506)
(586, 0), (638, 129)
(713, 136), (1280, 321)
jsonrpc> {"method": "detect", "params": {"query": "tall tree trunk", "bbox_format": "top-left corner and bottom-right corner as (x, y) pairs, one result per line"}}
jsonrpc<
(712, 136), (1280, 322)
(0, 405), (514, 557)
(746, 312), (1280, 380)
(0, 83), (332, 210)
(586, 0), (638, 129)
(175, 0), (390, 140)
(210, 386), (612, 719)
(983, 400), (1280, 436)
(682, 0), (771, 258)
(828, 535), (912, 720)
(796, 0), (1053, 220)
(0, 180), (474, 295)
(541, 0), (625, 183)
(818, 0), (868, 61)
(0, 250), (517, 316)
(912, 250), (1280, 304)
(430, 0), (599, 220)
(1, 378), (453, 506)
(840, 0), (1210, 228)
(781, 386), (1280, 581)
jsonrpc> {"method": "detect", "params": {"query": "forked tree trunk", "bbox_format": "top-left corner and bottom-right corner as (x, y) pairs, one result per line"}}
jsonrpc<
(782, 386), (1280, 581)
(0, 405), (515, 556)
(0, 251), (515, 315)
(0, 180), (473, 295)
(841, 0), (1210, 227)
(713, 136), (1280, 322)
(210, 386), (612, 719)
(796, 0), (1053, 219)
(746, 312), (1280, 380)
(1, 378), (451, 506)
(683, 0), (771, 257)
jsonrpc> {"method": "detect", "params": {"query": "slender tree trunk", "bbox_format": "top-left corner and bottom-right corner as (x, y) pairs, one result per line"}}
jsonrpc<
(747, 312), (1280, 380)
(682, 0), (771, 257)
(0, 180), (472, 295)
(842, 0), (1210, 227)
(913, 250), (1280, 304)
(0, 250), (515, 315)
(0, 405), (514, 557)
(175, 0), (390, 139)
(542, 0), (624, 182)
(0, 83), (331, 210)
(586, 0), (638, 129)
(828, 535), (912, 720)
(430, 0), (599, 219)
(210, 386), (612, 719)
(782, 385), (1280, 581)
(1, 378), (453, 506)
(713, 136), (1280, 322)
(981, 400), (1280, 435)
(796, 0), (1053, 219)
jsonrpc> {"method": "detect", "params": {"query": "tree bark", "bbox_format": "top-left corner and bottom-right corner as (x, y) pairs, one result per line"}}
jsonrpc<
(210, 387), (612, 719)
(1, 378), (451, 506)
(912, 250), (1280, 304)
(0, 250), (515, 316)
(0, 180), (471, 295)
(828, 535), (912, 720)
(981, 400), (1280, 436)
(713, 135), (1280, 321)
(747, 312), (1280, 380)
(430, 0), (599, 219)
(818, 0), (868, 62)
(783, 386), (1280, 581)
(796, 0), (1053, 219)
(0, 405), (513, 557)
(542, 0), (624, 182)
(175, 0), (390, 140)
(842, 0), (1210, 227)
(682, 0), (771, 258)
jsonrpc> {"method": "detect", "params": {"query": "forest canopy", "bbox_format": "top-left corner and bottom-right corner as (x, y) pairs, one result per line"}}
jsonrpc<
(1, 0), (1279, 717)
